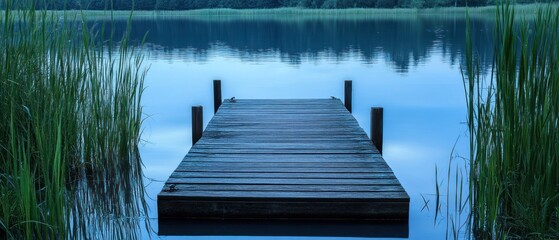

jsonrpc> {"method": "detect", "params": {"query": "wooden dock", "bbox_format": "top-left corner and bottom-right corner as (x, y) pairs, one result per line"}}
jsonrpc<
(158, 98), (409, 221)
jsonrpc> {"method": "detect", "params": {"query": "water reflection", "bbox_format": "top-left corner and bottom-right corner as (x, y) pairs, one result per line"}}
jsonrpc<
(100, 15), (494, 73)
(67, 153), (149, 239)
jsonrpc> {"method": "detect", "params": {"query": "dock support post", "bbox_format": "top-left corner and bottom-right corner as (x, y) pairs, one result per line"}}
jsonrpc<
(192, 106), (203, 145)
(344, 80), (352, 113)
(371, 107), (383, 155)
(213, 80), (222, 113)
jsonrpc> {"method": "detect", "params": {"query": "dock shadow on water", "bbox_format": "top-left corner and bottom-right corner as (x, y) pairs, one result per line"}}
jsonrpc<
(0, 2), (149, 239)
(158, 219), (409, 238)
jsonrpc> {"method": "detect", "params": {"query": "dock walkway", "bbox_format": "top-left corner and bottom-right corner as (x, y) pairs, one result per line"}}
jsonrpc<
(158, 99), (409, 220)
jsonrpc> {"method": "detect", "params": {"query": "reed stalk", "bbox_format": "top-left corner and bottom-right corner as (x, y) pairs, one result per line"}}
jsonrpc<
(464, 1), (559, 238)
(0, 1), (149, 239)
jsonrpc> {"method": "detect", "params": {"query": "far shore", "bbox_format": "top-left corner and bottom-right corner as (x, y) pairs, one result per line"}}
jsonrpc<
(1, 3), (552, 20)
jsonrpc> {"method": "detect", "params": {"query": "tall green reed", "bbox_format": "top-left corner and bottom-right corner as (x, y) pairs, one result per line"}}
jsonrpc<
(0, 1), (149, 239)
(464, 2), (559, 238)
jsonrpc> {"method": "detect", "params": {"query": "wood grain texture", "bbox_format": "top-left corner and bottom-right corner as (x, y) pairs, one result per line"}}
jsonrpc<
(158, 99), (409, 221)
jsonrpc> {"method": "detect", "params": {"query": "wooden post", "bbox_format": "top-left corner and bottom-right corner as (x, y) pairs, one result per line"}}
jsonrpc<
(344, 80), (352, 113)
(213, 80), (222, 113)
(192, 106), (203, 145)
(371, 107), (383, 155)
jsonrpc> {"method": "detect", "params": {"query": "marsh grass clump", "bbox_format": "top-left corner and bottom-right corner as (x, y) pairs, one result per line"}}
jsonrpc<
(464, 2), (559, 239)
(0, 1), (148, 239)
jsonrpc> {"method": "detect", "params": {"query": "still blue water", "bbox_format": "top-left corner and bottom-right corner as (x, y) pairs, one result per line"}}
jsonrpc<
(126, 15), (494, 239)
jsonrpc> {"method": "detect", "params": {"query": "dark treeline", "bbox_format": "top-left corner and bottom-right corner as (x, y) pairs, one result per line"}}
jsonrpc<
(0, 0), (549, 10)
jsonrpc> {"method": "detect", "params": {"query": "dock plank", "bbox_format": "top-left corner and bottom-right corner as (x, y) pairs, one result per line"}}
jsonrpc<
(165, 178), (401, 185)
(177, 161), (387, 168)
(169, 172), (396, 179)
(158, 99), (409, 221)
(174, 167), (392, 173)
(161, 184), (405, 192)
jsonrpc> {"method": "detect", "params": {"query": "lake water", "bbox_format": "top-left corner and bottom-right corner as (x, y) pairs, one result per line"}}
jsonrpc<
(114, 14), (495, 239)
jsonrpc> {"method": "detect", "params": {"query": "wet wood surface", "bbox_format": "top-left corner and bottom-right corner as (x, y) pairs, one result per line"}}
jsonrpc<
(158, 99), (409, 220)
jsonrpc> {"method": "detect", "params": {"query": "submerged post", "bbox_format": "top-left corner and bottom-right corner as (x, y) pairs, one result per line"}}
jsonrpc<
(213, 80), (222, 113)
(192, 106), (203, 145)
(344, 80), (352, 113)
(371, 107), (383, 155)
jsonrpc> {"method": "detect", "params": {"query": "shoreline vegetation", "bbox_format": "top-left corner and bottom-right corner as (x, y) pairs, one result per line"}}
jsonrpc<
(0, 3), (548, 22)
(0, 4), (550, 22)
(36, 3), (557, 17)
(464, 2), (559, 239)
(1, 0), (556, 11)
(0, 0), (149, 239)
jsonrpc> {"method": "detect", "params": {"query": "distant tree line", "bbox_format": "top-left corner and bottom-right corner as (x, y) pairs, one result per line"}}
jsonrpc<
(0, 0), (550, 10)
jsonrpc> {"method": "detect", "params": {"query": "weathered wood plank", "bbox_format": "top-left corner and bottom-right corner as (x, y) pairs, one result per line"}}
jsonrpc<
(175, 167), (391, 173)
(180, 158), (386, 164)
(206, 124), (360, 128)
(206, 123), (362, 130)
(165, 178), (401, 185)
(205, 124), (362, 129)
(159, 190), (408, 200)
(195, 139), (372, 145)
(158, 200), (409, 220)
(169, 172), (396, 179)
(185, 153), (384, 159)
(192, 144), (375, 151)
(161, 183), (406, 192)
(189, 149), (377, 154)
(178, 161), (385, 168)
(209, 117), (357, 122)
(221, 99), (341, 104)
(179, 159), (386, 164)
(201, 133), (371, 139)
